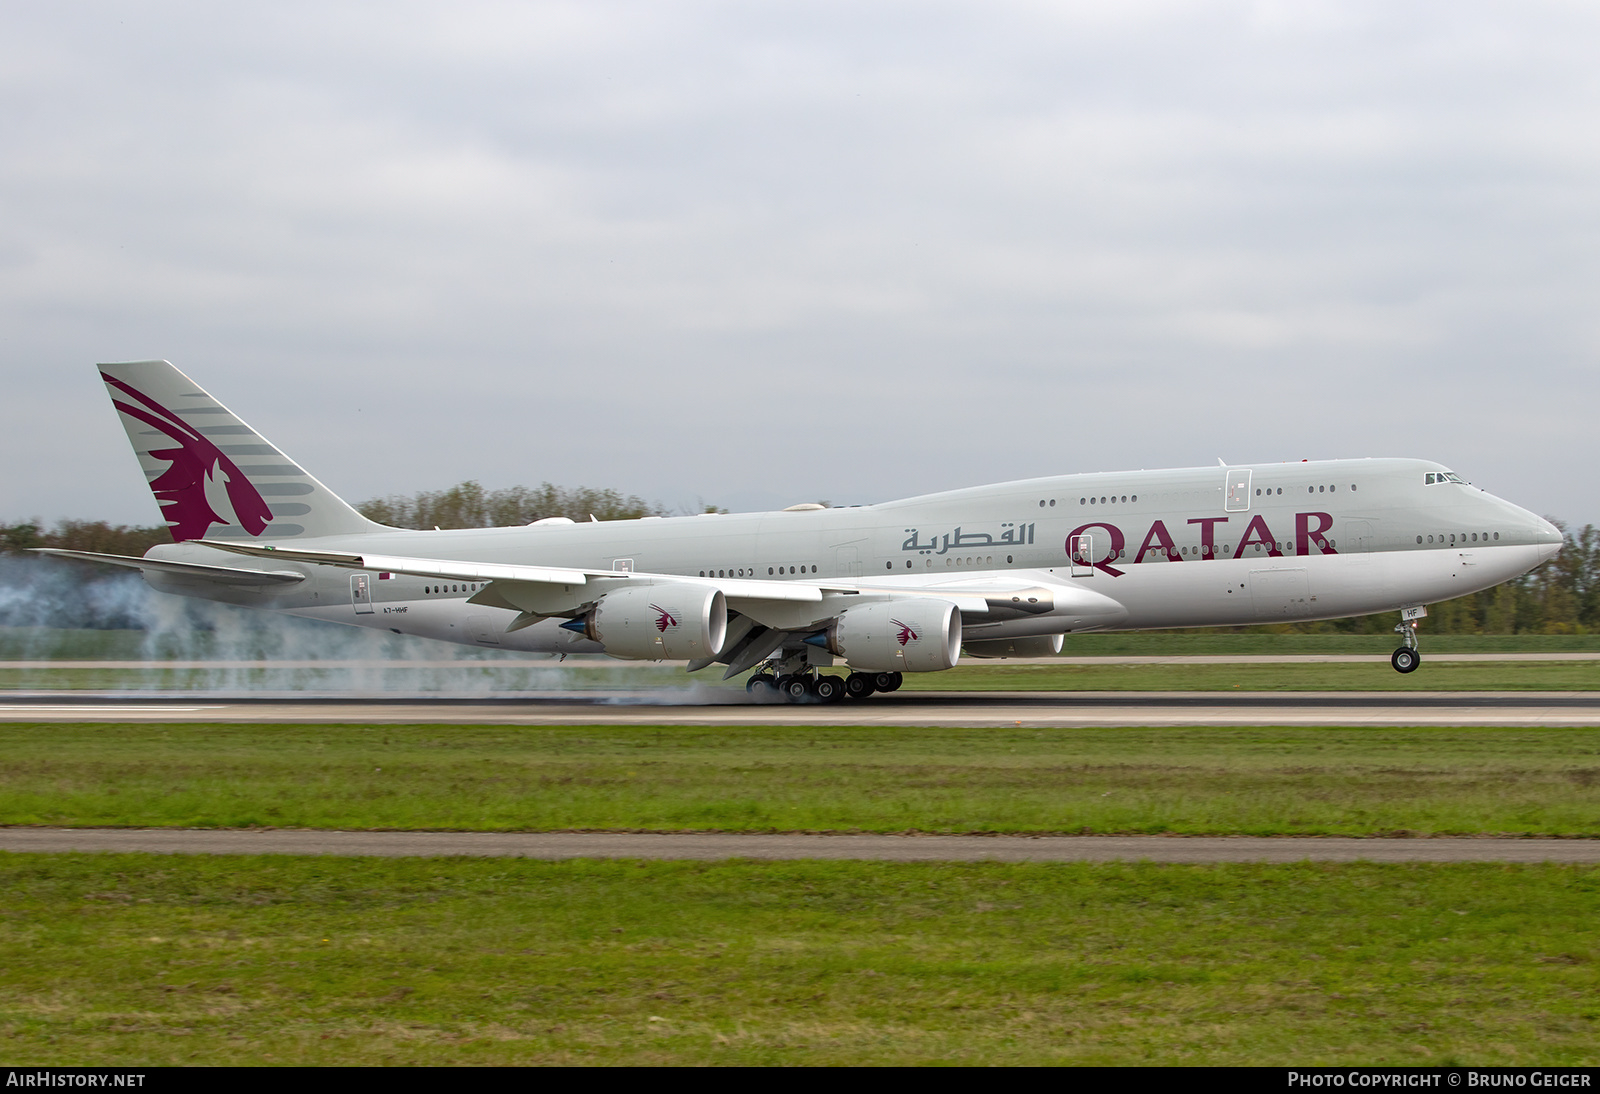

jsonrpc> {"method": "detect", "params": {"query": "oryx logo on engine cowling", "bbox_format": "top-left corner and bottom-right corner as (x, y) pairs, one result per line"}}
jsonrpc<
(891, 618), (919, 646)
(650, 604), (679, 632)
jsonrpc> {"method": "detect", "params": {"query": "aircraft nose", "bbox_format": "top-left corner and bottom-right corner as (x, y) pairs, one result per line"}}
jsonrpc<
(1534, 517), (1564, 562)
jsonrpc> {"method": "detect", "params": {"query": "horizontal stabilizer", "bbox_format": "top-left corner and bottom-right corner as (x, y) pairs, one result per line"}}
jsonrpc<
(33, 548), (306, 586)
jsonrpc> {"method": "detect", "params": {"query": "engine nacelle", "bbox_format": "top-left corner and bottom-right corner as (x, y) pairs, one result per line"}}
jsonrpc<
(821, 598), (962, 673)
(582, 583), (728, 660)
(963, 634), (1065, 659)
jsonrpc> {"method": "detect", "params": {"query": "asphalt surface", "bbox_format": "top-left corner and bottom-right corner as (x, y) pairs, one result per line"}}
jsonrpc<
(4, 653), (1599, 668)
(3, 828), (1598, 862)
(2, 690), (1599, 725)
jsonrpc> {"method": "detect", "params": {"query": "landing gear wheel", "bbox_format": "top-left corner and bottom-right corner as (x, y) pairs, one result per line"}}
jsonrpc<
(873, 671), (904, 693)
(782, 675), (813, 702)
(1392, 617), (1422, 676)
(844, 672), (876, 699)
(813, 676), (845, 703)
(746, 673), (777, 695)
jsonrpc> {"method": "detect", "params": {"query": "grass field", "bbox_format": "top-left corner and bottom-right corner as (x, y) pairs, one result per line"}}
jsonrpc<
(2, 855), (1595, 1066)
(3, 722), (1598, 835)
(4, 665), (1597, 1065)
(1055, 633), (1600, 655)
(902, 660), (1600, 691)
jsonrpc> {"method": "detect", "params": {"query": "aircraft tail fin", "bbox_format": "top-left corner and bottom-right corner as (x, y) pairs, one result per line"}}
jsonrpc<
(97, 360), (391, 542)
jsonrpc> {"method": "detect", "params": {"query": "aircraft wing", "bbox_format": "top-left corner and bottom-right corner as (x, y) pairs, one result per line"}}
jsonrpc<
(200, 540), (598, 587)
(194, 539), (830, 603)
(182, 541), (1113, 680)
(194, 539), (995, 614)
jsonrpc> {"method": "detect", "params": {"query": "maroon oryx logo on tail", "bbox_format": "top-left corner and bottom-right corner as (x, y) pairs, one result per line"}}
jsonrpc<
(651, 604), (679, 632)
(891, 618), (919, 646)
(101, 373), (273, 541)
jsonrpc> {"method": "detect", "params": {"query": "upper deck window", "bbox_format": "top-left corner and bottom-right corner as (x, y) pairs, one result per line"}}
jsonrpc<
(1425, 472), (1467, 485)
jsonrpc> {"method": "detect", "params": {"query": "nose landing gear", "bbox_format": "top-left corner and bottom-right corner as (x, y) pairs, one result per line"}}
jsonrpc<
(1391, 618), (1422, 673)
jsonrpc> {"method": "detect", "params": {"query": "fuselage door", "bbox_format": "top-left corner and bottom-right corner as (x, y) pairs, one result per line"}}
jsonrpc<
(1347, 520), (1374, 554)
(350, 573), (374, 614)
(1070, 533), (1094, 577)
(470, 610), (504, 646)
(1250, 568), (1310, 617)
(1225, 469), (1253, 512)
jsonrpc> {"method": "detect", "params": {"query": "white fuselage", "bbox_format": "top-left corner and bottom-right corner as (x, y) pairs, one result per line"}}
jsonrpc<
(145, 457), (1562, 659)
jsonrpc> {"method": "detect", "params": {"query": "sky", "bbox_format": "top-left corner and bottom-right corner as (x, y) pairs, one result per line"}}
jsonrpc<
(3, 1), (1598, 528)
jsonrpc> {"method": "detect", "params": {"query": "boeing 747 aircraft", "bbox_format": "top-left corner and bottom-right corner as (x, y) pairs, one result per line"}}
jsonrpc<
(40, 360), (1563, 701)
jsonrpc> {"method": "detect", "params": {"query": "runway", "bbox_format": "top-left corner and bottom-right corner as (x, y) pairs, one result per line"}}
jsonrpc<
(4, 652), (1598, 668)
(2, 690), (1599, 725)
(4, 827), (1598, 862)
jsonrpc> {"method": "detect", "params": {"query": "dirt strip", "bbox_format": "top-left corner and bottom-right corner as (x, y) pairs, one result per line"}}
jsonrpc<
(3, 829), (1599, 862)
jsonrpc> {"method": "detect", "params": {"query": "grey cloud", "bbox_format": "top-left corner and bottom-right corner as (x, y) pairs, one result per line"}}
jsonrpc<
(2, 1), (1598, 525)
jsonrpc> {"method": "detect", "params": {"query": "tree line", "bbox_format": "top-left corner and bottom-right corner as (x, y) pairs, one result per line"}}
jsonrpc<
(3, 492), (1596, 634)
(0, 480), (670, 558)
(1, 518), (173, 558)
(354, 480), (672, 528)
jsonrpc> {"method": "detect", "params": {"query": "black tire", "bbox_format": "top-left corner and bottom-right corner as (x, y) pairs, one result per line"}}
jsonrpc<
(813, 676), (844, 703)
(746, 673), (777, 695)
(844, 673), (876, 699)
(1391, 647), (1420, 674)
(783, 676), (812, 702)
(874, 671), (904, 693)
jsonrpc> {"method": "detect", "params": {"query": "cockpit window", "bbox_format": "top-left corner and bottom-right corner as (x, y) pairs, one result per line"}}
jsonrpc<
(1425, 472), (1467, 485)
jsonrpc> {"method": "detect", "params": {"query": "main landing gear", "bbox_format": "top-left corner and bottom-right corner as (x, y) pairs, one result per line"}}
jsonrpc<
(746, 669), (904, 703)
(1391, 618), (1421, 674)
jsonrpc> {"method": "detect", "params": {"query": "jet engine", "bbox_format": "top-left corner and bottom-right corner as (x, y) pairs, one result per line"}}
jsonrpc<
(569, 584), (728, 660)
(962, 634), (1065, 659)
(815, 598), (961, 672)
